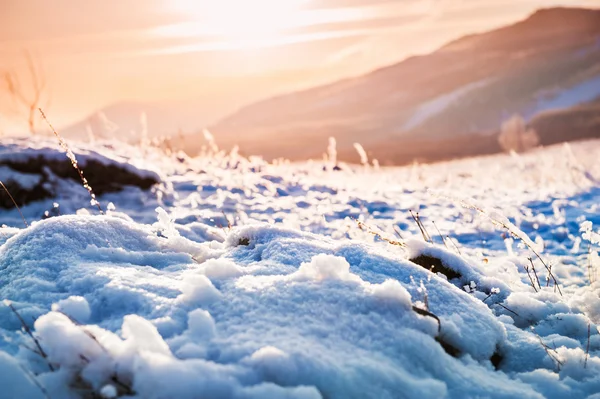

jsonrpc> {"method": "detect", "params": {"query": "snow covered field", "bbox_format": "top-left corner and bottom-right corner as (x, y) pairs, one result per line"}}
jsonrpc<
(1, 138), (600, 398)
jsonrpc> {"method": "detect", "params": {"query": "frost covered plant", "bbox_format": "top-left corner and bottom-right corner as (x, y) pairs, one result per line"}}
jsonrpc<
(463, 281), (477, 294)
(203, 128), (219, 155)
(155, 207), (178, 239)
(436, 192), (563, 296)
(39, 108), (104, 214)
(580, 221), (600, 284)
(580, 221), (600, 245)
(481, 287), (501, 303)
(353, 142), (369, 167)
(327, 137), (337, 168)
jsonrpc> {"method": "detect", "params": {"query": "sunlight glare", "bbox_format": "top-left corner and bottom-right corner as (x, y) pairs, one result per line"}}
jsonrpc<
(170, 0), (310, 47)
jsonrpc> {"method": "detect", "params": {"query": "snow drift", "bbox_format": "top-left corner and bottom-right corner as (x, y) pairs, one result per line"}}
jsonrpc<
(0, 138), (599, 398)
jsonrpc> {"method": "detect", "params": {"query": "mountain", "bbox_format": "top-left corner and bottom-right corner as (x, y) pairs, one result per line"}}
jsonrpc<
(207, 7), (600, 163)
(58, 100), (215, 143)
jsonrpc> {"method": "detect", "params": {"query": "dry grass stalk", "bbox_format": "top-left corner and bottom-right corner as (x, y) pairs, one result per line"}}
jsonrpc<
(353, 217), (405, 247)
(409, 210), (432, 243)
(39, 108), (104, 214)
(0, 180), (28, 227)
(585, 323), (591, 368)
(441, 194), (562, 296)
(4, 300), (54, 371)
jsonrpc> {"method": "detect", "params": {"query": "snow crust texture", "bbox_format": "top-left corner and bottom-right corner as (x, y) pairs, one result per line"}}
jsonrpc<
(0, 139), (600, 398)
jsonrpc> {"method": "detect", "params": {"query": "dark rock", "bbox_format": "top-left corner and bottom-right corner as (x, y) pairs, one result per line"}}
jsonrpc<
(409, 254), (462, 280)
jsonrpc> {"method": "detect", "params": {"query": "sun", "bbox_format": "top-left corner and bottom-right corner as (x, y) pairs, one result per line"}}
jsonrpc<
(169, 0), (310, 47)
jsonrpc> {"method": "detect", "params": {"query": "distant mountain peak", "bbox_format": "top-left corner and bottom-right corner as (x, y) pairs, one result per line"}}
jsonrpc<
(207, 6), (600, 163)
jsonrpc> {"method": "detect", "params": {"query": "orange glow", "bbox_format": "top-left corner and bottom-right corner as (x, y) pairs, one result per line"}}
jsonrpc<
(1, 0), (599, 134)
(168, 0), (310, 48)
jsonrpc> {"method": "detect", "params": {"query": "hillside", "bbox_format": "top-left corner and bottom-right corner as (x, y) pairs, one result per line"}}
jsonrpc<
(206, 7), (600, 163)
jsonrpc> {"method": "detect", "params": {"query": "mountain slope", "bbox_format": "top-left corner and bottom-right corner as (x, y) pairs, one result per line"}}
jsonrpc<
(209, 7), (600, 162)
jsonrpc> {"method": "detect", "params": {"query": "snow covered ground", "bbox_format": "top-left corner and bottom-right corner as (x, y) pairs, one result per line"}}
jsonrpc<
(1, 137), (600, 398)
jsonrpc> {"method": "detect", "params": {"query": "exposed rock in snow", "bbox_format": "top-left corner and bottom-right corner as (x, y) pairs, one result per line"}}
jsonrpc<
(0, 138), (161, 208)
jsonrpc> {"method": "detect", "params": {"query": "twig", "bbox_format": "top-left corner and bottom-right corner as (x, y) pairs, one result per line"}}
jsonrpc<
(56, 311), (134, 395)
(432, 221), (448, 249)
(528, 257), (542, 290)
(537, 335), (563, 371)
(417, 213), (433, 243)
(0, 180), (28, 227)
(446, 235), (462, 256)
(412, 305), (441, 335)
(523, 263), (539, 293)
(410, 210), (431, 243)
(5, 301), (54, 371)
(393, 226), (404, 240)
(352, 217), (405, 247)
(482, 293), (493, 302)
(585, 323), (591, 368)
(20, 365), (52, 399)
(496, 303), (520, 318)
(222, 211), (232, 230)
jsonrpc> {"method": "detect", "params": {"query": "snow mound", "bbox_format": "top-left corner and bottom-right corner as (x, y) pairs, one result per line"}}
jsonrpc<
(0, 139), (599, 398)
(0, 216), (548, 398)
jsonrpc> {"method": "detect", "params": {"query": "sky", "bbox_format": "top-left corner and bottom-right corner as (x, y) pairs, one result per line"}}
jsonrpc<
(1, 0), (599, 134)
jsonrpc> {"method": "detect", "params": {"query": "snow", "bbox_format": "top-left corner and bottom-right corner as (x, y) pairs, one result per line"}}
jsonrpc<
(403, 79), (491, 130)
(0, 137), (163, 182)
(0, 137), (599, 398)
(530, 74), (600, 117)
(52, 296), (92, 323)
(0, 165), (42, 190)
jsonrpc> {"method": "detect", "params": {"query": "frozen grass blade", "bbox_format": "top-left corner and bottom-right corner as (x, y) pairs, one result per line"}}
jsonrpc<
(0, 180), (28, 227)
(585, 323), (591, 368)
(353, 217), (406, 247)
(435, 193), (562, 296)
(409, 210), (432, 243)
(4, 300), (54, 371)
(39, 108), (104, 214)
(432, 221), (448, 249)
(20, 365), (52, 399)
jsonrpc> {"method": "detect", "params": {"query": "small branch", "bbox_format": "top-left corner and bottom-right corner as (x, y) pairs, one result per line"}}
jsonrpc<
(412, 305), (441, 335)
(393, 225), (404, 240)
(537, 335), (563, 371)
(585, 323), (591, 369)
(446, 235), (462, 256)
(19, 365), (52, 399)
(5, 301), (54, 371)
(432, 221), (448, 249)
(496, 303), (520, 318)
(528, 257), (542, 290)
(410, 210), (431, 243)
(524, 262), (538, 293)
(352, 217), (405, 247)
(56, 311), (134, 395)
(221, 211), (232, 230)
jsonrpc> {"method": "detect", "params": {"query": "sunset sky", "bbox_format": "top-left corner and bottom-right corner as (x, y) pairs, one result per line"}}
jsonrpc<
(1, 0), (599, 134)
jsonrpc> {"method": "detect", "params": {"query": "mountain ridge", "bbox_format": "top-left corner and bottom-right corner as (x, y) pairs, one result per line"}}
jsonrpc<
(204, 6), (600, 162)
(60, 7), (600, 163)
